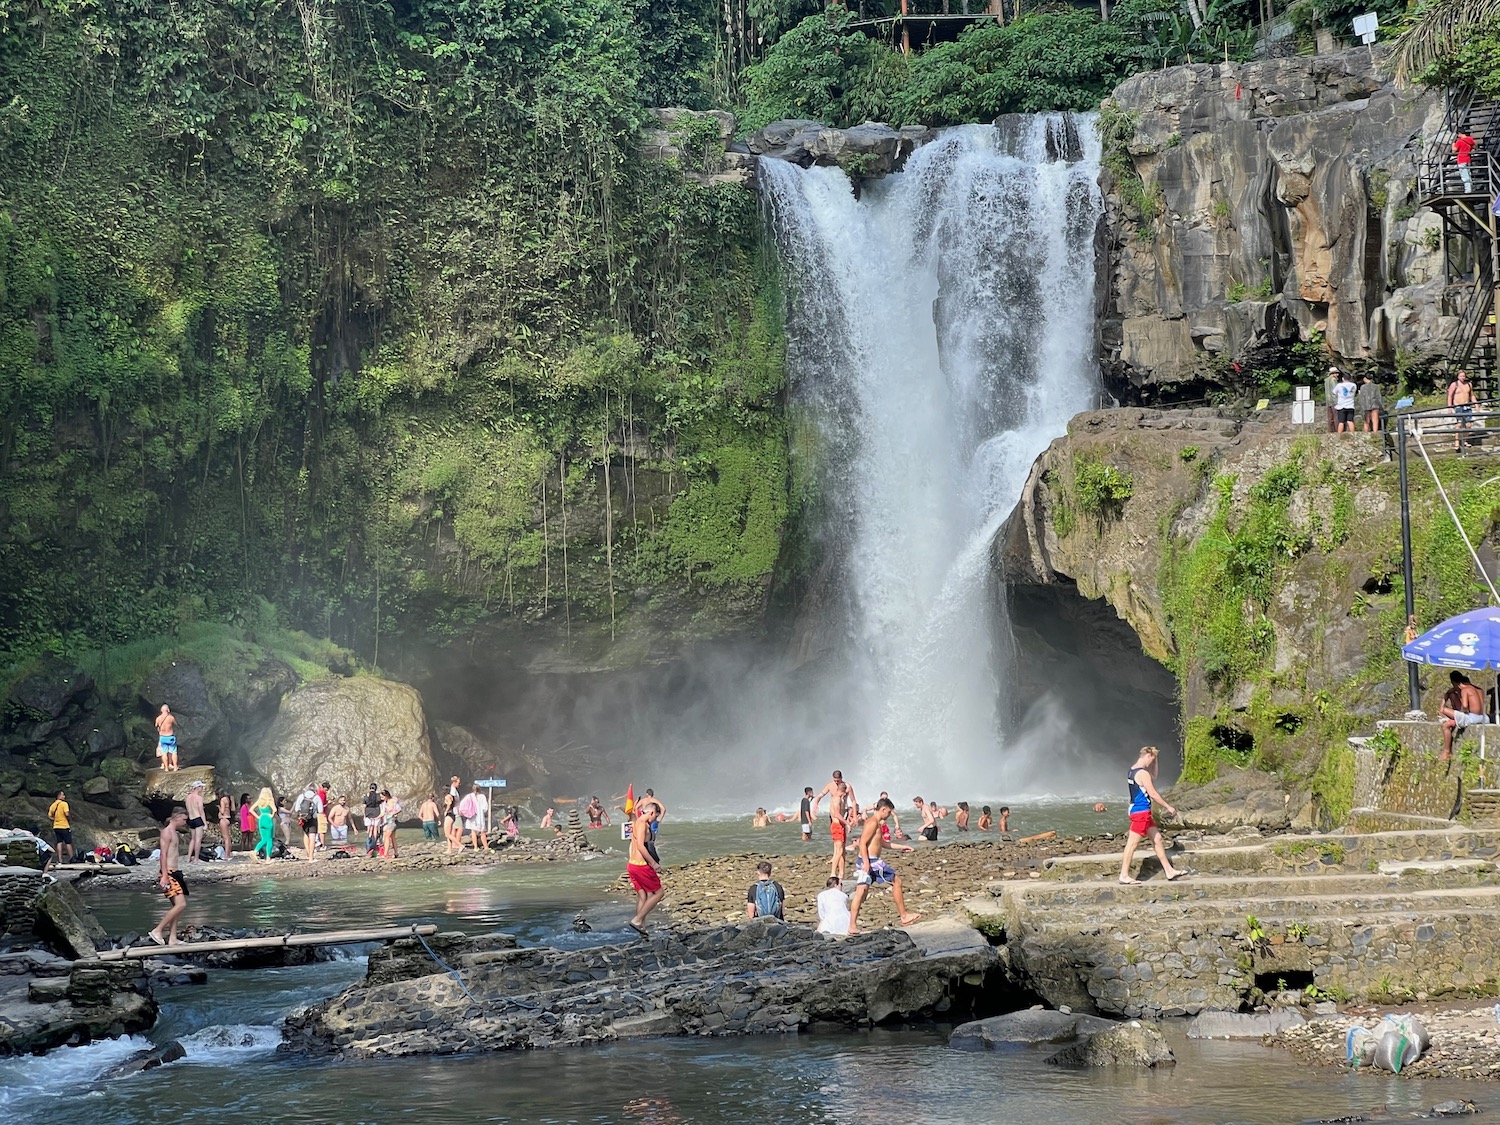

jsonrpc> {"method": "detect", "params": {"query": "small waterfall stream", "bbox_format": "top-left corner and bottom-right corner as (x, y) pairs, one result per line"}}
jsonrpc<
(761, 116), (1104, 796)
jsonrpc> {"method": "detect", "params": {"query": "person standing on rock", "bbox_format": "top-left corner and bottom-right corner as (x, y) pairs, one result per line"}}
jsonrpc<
(1118, 746), (1185, 885)
(295, 785), (320, 862)
(464, 783), (489, 850)
(155, 704), (179, 772)
(1333, 369), (1358, 434)
(328, 795), (353, 849)
(217, 791), (234, 859)
(363, 784), (383, 853)
(418, 793), (440, 842)
(799, 786), (814, 843)
(1357, 373), (1383, 433)
(380, 789), (401, 859)
(47, 789), (73, 863)
(626, 801), (665, 936)
(443, 786), (462, 853)
(184, 780), (207, 862)
(811, 772), (856, 881)
(251, 787), (277, 862)
(846, 799), (922, 935)
(148, 808), (190, 945)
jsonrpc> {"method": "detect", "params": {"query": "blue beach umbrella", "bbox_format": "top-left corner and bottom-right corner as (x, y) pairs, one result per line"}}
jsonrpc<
(1403, 607), (1500, 670)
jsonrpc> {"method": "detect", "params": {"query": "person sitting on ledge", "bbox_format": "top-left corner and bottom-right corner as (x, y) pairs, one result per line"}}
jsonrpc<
(1440, 670), (1488, 762)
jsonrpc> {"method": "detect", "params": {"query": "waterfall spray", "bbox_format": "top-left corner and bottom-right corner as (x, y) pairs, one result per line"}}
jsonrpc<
(761, 117), (1103, 798)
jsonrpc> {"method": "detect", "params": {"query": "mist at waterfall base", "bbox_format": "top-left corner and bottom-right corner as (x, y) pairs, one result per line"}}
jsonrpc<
(431, 118), (1178, 815)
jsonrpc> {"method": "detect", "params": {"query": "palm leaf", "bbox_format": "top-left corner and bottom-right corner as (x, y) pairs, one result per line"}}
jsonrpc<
(1393, 0), (1500, 83)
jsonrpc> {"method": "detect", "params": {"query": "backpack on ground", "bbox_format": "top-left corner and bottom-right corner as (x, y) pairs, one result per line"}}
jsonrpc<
(113, 844), (137, 867)
(754, 880), (784, 919)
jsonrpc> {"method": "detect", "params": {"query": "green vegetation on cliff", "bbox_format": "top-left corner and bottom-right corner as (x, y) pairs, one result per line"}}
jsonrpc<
(0, 0), (787, 671)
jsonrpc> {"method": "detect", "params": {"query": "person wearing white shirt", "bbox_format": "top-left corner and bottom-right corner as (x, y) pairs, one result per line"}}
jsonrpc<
(1333, 369), (1358, 433)
(816, 876), (851, 935)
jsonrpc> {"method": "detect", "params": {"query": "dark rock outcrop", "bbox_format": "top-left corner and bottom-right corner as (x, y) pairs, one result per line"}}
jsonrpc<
(1101, 48), (1445, 395)
(33, 880), (109, 960)
(284, 921), (997, 1057)
(950, 1006), (1116, 1047)
(747, 119), (933, 176)
(0, 961), (156, 1056)
(1046, 1019), (1176, 1067)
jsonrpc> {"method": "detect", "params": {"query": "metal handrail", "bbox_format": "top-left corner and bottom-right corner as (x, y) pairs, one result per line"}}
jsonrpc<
(1418, 149), (1498, 200)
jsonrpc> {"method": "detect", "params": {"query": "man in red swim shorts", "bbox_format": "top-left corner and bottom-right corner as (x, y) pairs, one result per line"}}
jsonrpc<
(626, 802), (664, 936)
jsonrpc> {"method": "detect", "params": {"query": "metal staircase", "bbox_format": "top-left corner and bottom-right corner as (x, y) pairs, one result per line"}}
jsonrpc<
(1420, 91), (1500, 399)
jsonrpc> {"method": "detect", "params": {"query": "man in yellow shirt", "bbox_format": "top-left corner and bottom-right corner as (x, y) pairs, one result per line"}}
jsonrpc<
(47, 790), (73, 863)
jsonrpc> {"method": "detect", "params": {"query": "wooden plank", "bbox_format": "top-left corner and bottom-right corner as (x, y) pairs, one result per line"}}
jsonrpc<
(95, 923), (439, 960)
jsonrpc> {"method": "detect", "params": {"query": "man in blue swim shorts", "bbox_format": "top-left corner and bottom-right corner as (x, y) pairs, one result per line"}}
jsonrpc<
(155, 704), (179, 771)
(846, 798), (923, 934)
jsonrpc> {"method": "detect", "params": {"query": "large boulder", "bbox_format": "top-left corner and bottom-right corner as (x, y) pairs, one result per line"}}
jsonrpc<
(247, 676), (436, 803)
(431, 721), (534, 790)
(1169, 769), (1292, 832)
(747, 119), (933, 176)
(1046, 1019), (1176, 1067)
(7, 659), (94, 720)
(219, 658), (297, 730)
(951, 1007), (1117, 1047)
(140, 661), (227, 758)
(33, 879), (109, 960)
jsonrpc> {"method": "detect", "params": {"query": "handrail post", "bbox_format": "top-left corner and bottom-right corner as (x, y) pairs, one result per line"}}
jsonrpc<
(1398, 415), (1421, 713)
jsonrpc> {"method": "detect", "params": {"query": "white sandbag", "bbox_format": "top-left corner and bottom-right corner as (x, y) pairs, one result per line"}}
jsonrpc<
(1381, 1013), (1430, 1052)
(1372, 1023), (1423, 1073)
(1345, 1025), (1376, 1067)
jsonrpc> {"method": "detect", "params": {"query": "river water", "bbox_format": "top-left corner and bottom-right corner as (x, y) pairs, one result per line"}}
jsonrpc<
(8, 812), (1496, 1123)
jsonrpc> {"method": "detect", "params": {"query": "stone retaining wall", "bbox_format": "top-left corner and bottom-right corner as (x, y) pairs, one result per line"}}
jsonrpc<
(1008, 908), (1500, 1017)
(0, 869), (39, 939)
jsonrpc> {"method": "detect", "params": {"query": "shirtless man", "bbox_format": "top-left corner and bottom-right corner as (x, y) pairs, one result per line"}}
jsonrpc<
(155, 704), (178, 771)
(955, 802), (970, 831)
(184, 780), (207, 862)
(626, 802), (665, 935)
(847, 799), (922, 934)
(913, 796), (939, 841)
(751, 807), (770, 828)
(812, 771), (858, 879)
(148, 809), (190, 945)
(1440, 670), (1488, 761)
(327, 795), (353, 848)
(1449, 369), (1477, 453)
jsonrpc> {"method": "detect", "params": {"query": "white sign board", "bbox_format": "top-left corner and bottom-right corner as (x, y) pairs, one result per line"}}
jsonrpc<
(1292, 399), (1317, 425)
(1294, 385), (1311, 401)
(1352, 11), (1378, 43)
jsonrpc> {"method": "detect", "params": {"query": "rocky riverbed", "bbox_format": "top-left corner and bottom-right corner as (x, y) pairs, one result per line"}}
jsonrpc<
(647, 835), (1123, 930)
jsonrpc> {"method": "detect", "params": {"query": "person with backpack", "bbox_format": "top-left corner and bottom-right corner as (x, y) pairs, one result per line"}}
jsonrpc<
(459, 783), (489, 850)
(363, 784), (383, 853)
(745, 860), (785, 920)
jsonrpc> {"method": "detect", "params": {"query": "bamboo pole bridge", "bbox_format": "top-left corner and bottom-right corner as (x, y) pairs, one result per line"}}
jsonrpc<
(95, 923), (439, 961)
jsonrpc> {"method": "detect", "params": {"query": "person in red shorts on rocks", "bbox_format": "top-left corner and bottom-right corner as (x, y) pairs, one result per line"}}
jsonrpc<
(626, 802), (664, 936)
(1117, 745), (1186, 885)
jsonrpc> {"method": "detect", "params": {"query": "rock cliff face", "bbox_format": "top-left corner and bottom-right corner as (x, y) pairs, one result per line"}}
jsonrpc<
(999, 408), (1422, 813)
(1101, 49), (1448, 396)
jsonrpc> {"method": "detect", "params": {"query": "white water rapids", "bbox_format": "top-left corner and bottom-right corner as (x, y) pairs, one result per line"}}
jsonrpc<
(760, 117), (1104, 798)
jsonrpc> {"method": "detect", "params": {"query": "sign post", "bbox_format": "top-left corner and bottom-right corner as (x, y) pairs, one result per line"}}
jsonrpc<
(477, 778), (507, 840)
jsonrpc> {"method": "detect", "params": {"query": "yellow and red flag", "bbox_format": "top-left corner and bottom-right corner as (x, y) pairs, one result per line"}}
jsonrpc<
(624, 784), (635, 817)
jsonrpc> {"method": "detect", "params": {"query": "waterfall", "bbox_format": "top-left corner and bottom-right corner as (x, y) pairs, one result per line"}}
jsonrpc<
(761, 117), (1103, 798)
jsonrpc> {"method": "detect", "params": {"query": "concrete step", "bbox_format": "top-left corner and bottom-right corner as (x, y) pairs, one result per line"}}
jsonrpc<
(999, 864), (1500, 911)
(1041, 827), (1500, 883)
(1012, 884), (1500, 934)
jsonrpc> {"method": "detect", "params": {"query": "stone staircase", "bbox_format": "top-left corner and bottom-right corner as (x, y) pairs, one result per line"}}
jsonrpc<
(966, 827), (1500, 1020)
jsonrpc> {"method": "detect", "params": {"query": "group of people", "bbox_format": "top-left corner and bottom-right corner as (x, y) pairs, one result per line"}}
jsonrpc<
(1326, 366), (1383, 434)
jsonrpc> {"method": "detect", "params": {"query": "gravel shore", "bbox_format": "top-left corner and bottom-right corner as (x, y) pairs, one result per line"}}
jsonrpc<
(1273, 1002), (1500, 1082)
(643, 834), (1123, 930)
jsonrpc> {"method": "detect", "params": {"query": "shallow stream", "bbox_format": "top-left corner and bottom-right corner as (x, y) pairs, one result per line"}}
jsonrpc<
(12, 809), (1495, 1124)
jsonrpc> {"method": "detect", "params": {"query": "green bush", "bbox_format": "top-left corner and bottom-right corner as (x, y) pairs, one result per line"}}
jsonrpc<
(1074, 457), (1134, 523)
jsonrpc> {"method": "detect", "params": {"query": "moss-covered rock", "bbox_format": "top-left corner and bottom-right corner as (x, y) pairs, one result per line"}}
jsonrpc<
(1001, 407), (1500, 825)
